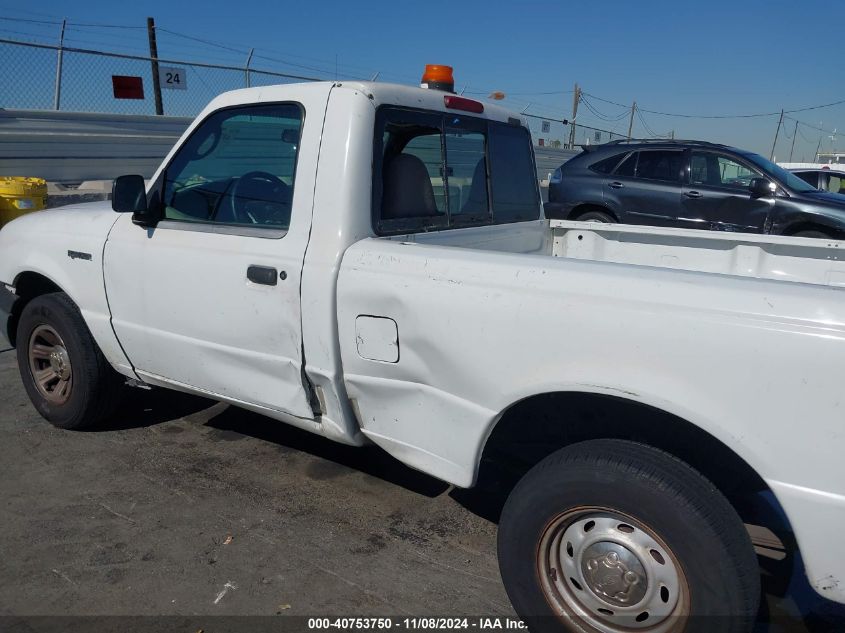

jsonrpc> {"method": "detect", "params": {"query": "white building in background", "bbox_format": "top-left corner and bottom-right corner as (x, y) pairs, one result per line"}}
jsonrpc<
(817, 152), (845, 165)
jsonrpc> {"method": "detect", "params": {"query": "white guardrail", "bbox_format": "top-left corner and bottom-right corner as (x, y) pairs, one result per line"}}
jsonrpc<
(0, 109), (192, 183)
(0, 109), (577, 185)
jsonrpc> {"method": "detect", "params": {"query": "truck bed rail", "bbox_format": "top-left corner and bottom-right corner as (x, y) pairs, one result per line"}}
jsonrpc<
(551, 219), (845, 288)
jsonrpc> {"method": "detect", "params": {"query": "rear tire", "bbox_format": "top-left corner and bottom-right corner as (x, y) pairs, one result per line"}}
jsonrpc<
(792, 230), (832, 239)
(16, 292), (124, 429)
(498, 439), (759, 633)
(575, 210), (615, 223)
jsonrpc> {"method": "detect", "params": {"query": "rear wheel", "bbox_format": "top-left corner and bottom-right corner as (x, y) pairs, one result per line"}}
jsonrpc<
(498, 439), (759, 633)
(575, 210), (615, 223)
(792, 230), (832, 239)
(16, 292), (124, 429)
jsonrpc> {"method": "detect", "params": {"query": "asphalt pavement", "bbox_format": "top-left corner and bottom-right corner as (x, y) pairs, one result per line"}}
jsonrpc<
(0, 331), (843, 632)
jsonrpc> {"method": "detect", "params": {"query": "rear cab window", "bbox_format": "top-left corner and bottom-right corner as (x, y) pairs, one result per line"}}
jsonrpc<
(373, 106), (540, 235)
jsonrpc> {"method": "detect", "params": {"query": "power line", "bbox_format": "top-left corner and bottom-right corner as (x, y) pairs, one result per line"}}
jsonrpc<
(794, 122), (816, 144)
(579, 95), (629, 122)
(67, 20), (144, 29)
(521, 111), (623, 138)
(0, 15), (146, 30)
(784, 115), (837, 136)
(0, 16), (61, 26)
(638, 105), (778, 119)
(786, 98), (845, 115)
(0, 5), (65, 19)
(156, 27), (247, 56)
(158, 27), (376, 80)
(466, 89), (573, 97)
(636, 108), (666, 138)
(584, 90), (845, 121)
(0, 26), (53, 41)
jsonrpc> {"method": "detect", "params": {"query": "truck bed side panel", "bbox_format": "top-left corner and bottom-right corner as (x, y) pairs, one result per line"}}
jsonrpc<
(337, 236), (845, 601)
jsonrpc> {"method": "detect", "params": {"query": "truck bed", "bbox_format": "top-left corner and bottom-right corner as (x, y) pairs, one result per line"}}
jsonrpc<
(549, 219), (845, 288)
(338, 219), (845, 601)
(401, 219), (845, 288)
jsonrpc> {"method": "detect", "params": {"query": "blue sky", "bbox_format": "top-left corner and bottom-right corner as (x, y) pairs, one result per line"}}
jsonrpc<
(1, 0), (843, 159)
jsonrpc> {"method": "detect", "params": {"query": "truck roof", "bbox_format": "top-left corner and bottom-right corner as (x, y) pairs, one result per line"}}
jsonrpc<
(202, 80), (520, 125)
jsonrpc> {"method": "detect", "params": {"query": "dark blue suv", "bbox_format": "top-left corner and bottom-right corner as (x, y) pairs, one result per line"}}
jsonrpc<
(546, 139), (845, 239)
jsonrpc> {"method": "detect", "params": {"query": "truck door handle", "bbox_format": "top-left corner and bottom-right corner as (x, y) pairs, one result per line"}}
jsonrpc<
(684, 190), (703, 199)
(608, 181), (624, 189)
(247, 265), (278, 286)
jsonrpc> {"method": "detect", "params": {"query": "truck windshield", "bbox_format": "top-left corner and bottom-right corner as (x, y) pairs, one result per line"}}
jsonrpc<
(742, 152), (818, 193)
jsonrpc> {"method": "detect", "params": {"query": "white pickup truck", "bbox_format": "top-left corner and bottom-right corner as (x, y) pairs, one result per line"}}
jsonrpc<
(1, 75), (844, 632)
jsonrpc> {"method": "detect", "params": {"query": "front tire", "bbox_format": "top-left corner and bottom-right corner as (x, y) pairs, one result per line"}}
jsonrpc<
(16, 292), (124, 429)
(498, 439), (759, 633)
(575, 210), (615, 223)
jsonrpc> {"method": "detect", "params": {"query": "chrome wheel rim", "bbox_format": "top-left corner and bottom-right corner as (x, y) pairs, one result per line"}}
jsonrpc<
(537, 507), (689, 633)
(28, 324), (73, 405)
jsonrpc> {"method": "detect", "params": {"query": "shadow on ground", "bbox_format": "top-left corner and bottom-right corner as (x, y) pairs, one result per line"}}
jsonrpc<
(79, 387), (845, 630)
(202, 401), (450, 498)
(93, 387), (215, 432)
(99, 387), (450, 498)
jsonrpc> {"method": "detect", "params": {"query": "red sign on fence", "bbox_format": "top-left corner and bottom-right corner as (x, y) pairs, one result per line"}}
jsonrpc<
(111, 76), (144, 100)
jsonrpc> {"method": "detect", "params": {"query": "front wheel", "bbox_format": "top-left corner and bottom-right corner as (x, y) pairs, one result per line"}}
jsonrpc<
(16, 292), (124, 429)
(498, 439), (759, 633)
(575, 210), (615, 223)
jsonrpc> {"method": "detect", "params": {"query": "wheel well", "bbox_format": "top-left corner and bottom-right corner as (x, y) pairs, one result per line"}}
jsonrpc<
(6, 272), (63, 347)
(780, 221), (843, 238)
(570, 204), (617, 222)
(475, 391), (792, 536)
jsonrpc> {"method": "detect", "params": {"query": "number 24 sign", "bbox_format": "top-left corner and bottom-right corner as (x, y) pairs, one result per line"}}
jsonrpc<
(159, 66), (187, 91)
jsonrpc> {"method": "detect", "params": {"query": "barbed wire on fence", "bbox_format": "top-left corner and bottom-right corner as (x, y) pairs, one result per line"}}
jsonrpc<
(0, 37), (324, 117)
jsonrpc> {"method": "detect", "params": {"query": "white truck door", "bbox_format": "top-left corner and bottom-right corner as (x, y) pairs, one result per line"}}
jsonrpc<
(103, 99), (324, 419)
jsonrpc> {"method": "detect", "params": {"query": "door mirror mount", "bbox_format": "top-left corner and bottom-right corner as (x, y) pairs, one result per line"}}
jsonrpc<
(112, 175), (157, 226)
(749, 177), (776, 198)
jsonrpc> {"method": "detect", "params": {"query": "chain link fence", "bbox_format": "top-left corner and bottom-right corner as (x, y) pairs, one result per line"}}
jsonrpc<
(1, 37), (629, 153)
(0, 36), (600, 186)
(0, 38), (316, 117)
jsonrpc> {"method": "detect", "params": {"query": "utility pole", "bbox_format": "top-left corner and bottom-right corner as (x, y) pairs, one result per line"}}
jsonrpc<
(770, 109), (784, 161)
(53, 19), (66, 110)
(147, 17), (163, 115)
(568, 83), (580, 149)
(788, 119), (799, 162)
(627, 101), (636, 139)
(245, 48), (254, 87)
(815, 136), (823, 162)
(670, 129), (675, 140)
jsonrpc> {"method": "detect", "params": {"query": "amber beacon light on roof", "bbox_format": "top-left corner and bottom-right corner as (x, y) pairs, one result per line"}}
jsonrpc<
(420, 64), (455, 92)
(420, 64), (484, 114)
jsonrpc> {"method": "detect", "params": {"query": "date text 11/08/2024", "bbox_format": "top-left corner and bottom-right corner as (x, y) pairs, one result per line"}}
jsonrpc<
(307, 618), (527, 630)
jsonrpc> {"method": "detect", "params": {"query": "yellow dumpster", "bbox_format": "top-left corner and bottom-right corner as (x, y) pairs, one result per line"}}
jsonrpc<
(0, 177), (48, 227)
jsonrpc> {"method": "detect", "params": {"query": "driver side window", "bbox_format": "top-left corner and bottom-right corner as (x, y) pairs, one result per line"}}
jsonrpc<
(162, 103), (303, 230)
